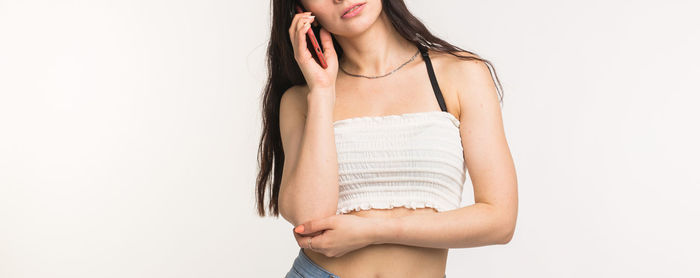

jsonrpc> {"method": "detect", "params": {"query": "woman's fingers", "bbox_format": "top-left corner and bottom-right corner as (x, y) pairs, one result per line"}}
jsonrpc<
(288, 12), (311, 40)
(288, 13), (300, 42)
(288, 12), (314, 59)
(295, 15), (315, 60)
(289, 12), (311, 56)
(319, 27), (335, 56)
(295, 17), (308, 57)
(293, 231), (305, 248)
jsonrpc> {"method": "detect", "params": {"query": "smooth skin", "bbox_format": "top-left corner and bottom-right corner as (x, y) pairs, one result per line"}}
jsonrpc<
(293, 56), (519, 250)
(280, 1), (518, 277)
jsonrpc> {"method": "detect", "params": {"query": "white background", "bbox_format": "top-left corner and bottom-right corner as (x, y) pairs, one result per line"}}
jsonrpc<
(1, 0), (698, 277)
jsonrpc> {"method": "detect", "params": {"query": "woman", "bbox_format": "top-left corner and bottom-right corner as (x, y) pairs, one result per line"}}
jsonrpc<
(255, 0), (518, 277)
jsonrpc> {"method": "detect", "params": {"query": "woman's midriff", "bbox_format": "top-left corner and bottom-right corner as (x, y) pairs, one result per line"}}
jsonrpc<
(303, 207), (448, 278)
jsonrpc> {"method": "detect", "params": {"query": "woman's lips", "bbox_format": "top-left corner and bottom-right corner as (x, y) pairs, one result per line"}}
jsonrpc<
(342, 3), (365, 19)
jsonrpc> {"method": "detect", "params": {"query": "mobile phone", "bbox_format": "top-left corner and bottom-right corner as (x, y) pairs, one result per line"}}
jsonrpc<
(295, 4), (328, 69)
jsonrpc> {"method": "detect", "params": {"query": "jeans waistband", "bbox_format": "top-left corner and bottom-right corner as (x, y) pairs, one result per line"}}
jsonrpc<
(293, 248), (339, 278)
(292, 248), (446, 278)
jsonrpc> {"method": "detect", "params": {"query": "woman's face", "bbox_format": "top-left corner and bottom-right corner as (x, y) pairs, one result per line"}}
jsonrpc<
(298, 0), (381, 37)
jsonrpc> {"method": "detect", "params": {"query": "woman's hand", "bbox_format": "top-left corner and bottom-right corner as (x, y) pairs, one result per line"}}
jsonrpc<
(292, 214), (378, 258)
(288, 11), (338, 92)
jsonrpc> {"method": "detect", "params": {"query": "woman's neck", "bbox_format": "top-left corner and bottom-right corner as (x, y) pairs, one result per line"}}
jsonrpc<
(334, 12), (419, 76)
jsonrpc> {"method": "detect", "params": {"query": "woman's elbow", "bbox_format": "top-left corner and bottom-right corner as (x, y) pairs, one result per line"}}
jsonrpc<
(279, 195), (337, 227)
(497, 213), (517, 244)
(500, 226), (515, 244)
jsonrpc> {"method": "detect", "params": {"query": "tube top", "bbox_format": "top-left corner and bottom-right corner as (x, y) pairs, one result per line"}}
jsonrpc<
(333, 110), (466, 215)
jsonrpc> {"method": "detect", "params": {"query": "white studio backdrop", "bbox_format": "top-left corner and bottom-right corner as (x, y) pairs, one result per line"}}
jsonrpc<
(0, 0), (698, 277)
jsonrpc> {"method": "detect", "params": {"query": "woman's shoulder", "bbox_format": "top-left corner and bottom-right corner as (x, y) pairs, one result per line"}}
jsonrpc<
(430, 49), (484, 69)
(430, 49), (493, 119)
(428, 49), (489, 87)
(281, 84), (311, 120)
(284, 84), (313, 103)
(285, 84), (311, 96)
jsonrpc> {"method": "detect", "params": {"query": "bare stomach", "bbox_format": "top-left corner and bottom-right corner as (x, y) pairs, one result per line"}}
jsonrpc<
(303, 207), (448, 278)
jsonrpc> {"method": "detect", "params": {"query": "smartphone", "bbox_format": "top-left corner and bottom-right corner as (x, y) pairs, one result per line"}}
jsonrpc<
(295, 4), (328, 69)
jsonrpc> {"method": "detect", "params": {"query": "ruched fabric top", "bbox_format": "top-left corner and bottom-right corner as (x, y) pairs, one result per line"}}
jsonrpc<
(333, 110), (466, 215)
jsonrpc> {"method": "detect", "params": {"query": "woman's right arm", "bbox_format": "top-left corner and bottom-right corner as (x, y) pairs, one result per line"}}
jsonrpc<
(278, 85), (339, 228)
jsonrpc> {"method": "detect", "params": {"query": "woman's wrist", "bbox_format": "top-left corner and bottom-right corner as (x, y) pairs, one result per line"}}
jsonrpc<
(369, 217), (402, 245)
(307, 88), (335, 103)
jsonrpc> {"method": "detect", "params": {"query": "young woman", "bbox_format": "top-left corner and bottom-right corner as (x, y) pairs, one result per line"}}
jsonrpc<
(255, 1), (518, 277)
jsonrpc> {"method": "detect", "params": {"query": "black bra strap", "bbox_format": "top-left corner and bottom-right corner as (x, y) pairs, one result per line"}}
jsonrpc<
(418, 45), (448, 112)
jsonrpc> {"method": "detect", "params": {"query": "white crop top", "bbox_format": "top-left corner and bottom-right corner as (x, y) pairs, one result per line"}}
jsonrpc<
(333, 110), (466, 215)
(328, 44), (466, 215)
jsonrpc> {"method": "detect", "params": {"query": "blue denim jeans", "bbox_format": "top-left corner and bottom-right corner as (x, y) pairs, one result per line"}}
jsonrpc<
(285, 248), (447, 278)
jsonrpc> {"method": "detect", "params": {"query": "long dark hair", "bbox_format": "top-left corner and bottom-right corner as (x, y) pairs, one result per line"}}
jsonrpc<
(255, 0), (505, 217)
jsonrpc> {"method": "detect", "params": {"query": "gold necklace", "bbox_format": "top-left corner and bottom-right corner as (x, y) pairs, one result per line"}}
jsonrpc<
(339, 48), (420, 79)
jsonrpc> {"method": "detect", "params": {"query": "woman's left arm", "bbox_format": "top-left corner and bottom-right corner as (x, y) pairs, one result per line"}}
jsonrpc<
(375, 201), (515, 248)
(374, 57), (517, 248)
(294, 57), (518, 254)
